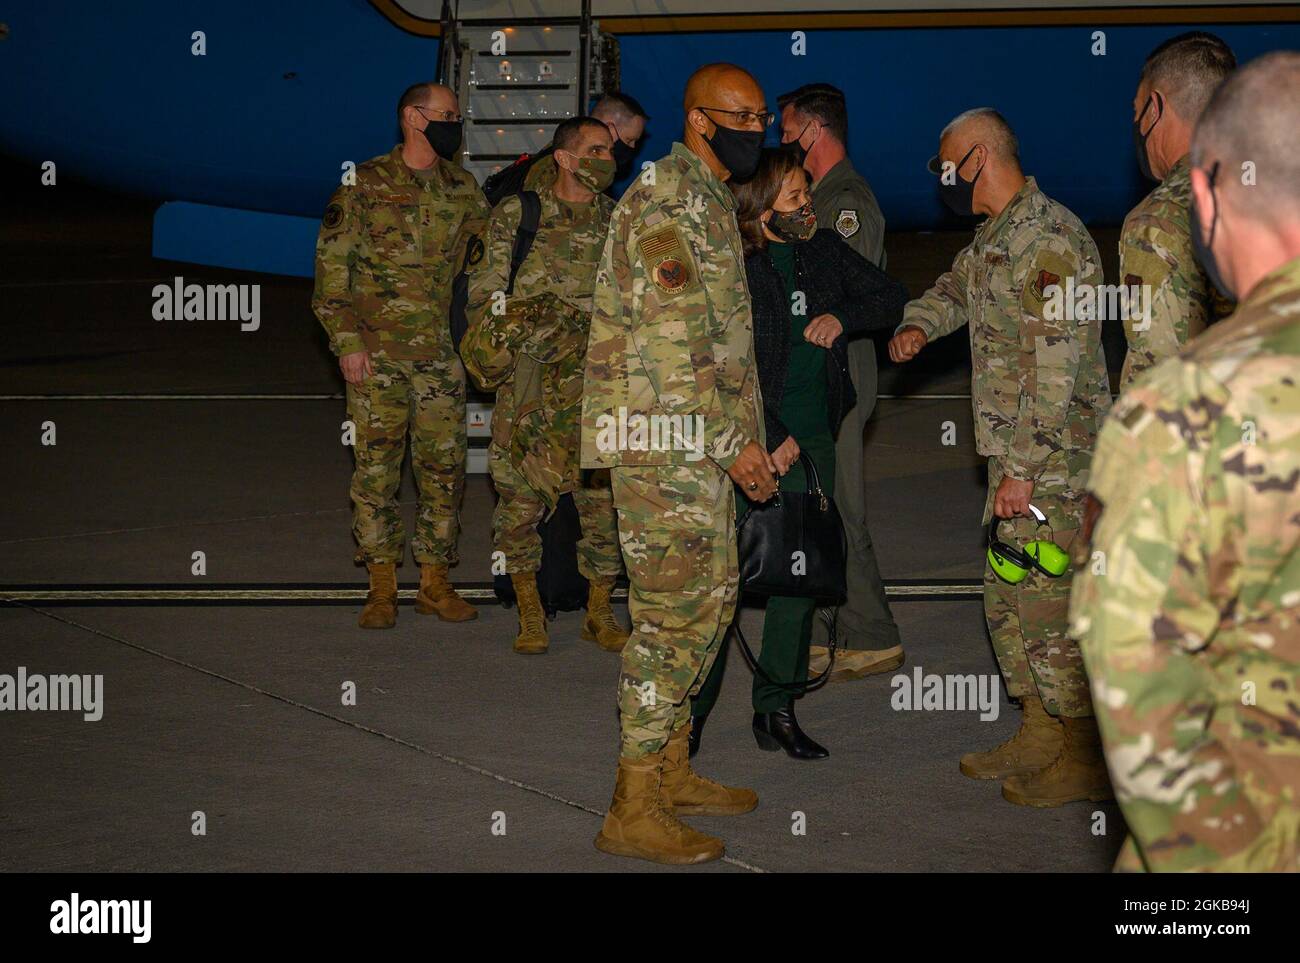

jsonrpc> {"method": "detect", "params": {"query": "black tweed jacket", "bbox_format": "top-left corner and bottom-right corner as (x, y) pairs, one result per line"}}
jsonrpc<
(746, 228), (908, 451)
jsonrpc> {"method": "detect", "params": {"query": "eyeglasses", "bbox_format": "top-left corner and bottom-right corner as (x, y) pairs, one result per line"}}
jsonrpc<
(416, 105), (463, 123)
(698, 106), (775, 129)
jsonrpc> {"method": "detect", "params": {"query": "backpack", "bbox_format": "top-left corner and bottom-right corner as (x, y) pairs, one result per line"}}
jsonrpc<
(482, 146), (554, 208)
(449, 190), (541, 356)
(493, 491), (591, 616)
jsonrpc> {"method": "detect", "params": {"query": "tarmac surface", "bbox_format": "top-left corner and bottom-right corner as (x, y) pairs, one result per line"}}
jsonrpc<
(1, 169), (1128, 872)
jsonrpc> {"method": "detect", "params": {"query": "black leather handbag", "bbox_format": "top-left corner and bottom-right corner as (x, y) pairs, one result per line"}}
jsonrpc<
(736, 451), (847, 603)
(732, 451), (848, 694)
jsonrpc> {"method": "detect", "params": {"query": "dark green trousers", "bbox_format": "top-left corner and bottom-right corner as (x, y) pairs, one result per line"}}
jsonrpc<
(692, 433), (836, 718)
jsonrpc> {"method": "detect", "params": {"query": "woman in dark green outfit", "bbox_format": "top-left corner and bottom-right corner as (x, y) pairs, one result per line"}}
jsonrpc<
(691, 147), (908, 760)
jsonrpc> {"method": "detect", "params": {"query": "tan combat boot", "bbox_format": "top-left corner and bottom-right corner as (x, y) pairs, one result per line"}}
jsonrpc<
(661, 725), (758, 816)
(358, 562), (398, 629)
(808, 643), (905, 682)
(1001, 715), (1114, 808)
(414, 563), (478, 622)
(959, 695), (1063, 780)
(580, 579), (630, 652)
(510, 573), (548, 654)
(594, 751), (725, 865)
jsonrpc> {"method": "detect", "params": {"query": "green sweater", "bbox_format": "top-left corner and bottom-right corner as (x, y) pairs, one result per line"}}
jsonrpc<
(767, 241), (830, 440)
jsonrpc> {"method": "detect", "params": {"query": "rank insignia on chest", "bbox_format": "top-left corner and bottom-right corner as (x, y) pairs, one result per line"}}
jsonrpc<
(1031, 269), (1061, 302)
(835, 209), (860, 238)
(466, 236), (485, 267)
(639, 227), (694, 294)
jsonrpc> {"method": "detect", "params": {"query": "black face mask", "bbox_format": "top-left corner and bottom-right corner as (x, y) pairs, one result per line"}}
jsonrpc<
(1190, 161), (1235, 302)
(938, 145), (983, 217)
(611, 138), (636, 171)
(703, 116), (764, 181)
(421, 118), (463, 160)
(1133, 91), (1163, 182)
(786, 121), (818, 166)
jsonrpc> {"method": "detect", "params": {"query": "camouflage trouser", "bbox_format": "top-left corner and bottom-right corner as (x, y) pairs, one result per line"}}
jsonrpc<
(611, 462), (738, 759)
(487, 441), (621, 581)
(345, 354), (466, 565)
(982, 456), (1093, 718)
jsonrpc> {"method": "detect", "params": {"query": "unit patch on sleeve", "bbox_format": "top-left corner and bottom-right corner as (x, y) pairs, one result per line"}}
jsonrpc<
(835, 209), (860, 239)
(638, 227), (695, 295)
(1031, 269), (1061, 302)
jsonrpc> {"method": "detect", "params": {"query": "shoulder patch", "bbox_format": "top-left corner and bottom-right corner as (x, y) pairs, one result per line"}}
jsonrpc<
(835, 209), (860, 239)
(465, 235), (485, 267)
(1030, 268), (1061, 303)
(654, 258), (691, 294)
(1021, 248), (1076, 316)
(638, 226), (695, 295)
(322, 203), (344, 230)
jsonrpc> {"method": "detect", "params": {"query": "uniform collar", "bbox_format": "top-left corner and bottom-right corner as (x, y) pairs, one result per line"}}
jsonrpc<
(524, 152), (557, 192)
(671, 141), (734, 212)
(382, 144), (449, 190)
(811, 156), (854, 193)
(1241, 253), (1300, 309)
(978, 175), (1039, 241)
(1162, 155), (1191, 189)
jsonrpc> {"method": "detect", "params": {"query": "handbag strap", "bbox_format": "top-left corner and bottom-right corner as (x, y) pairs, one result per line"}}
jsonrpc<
(796, 450), (825, 497)
(729, 606), (839, 695)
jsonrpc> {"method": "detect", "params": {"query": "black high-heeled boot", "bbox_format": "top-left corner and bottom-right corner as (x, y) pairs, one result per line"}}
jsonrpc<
(752, 703), (829, 760)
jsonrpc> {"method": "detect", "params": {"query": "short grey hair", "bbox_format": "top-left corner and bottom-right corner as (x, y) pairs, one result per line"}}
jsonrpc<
(1140, 31), (1236, 123)
(941, 107), (1020, 165)
(1191, 50), (1300, 221)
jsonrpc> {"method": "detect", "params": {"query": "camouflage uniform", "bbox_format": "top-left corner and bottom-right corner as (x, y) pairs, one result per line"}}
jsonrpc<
(582, 143), (763, 759)
(1071, 255), (1300, 873)
(1118, 156), (1217, 388)
(463, 156), (620, 580)
(313, 146), (489, 565)
(899, 177), (1110, 718)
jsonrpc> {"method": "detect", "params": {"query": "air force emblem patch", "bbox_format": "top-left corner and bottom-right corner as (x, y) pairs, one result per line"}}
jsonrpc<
(639, 227), (695, 295)
(322, 203), (344, 230)
(1031, 269), (1061, 302)
(835, 209), (860, 239)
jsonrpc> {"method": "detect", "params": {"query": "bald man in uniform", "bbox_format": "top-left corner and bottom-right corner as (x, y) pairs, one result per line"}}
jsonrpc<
(889, 108), (1112, 808)
(583, 63), (776, 864)
(314, 82), (487, 629)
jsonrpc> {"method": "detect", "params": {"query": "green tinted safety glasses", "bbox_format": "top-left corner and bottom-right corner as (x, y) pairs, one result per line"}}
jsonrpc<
(987, 504), (1070, 585)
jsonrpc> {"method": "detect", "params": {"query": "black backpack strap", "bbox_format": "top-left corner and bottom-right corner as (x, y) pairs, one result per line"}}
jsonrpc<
(505, 190), (541, 296)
